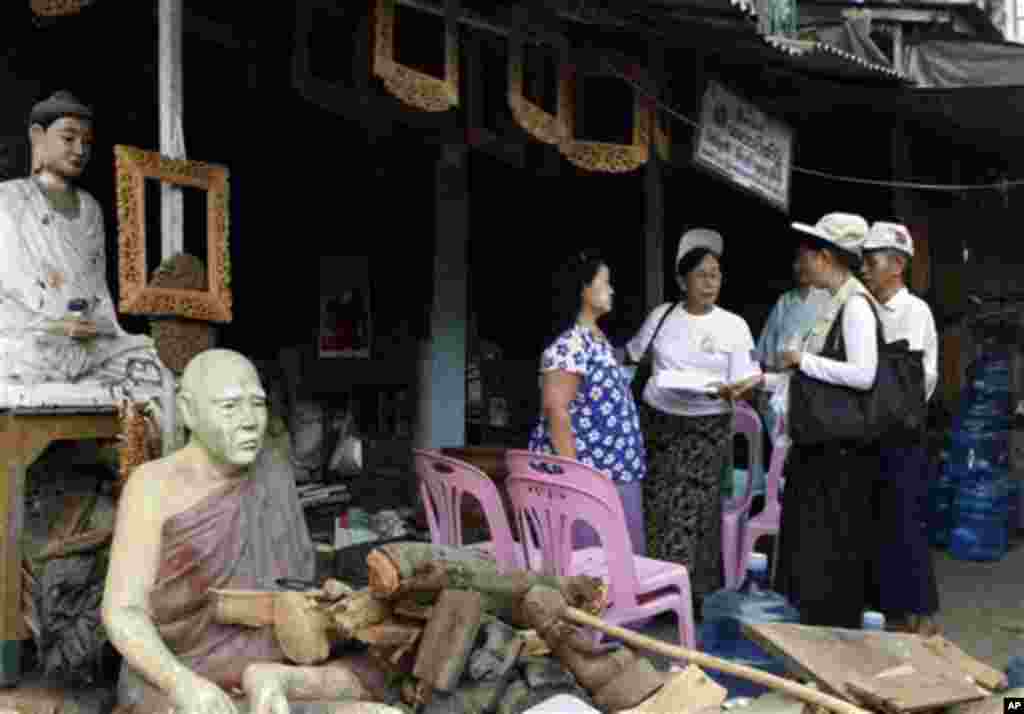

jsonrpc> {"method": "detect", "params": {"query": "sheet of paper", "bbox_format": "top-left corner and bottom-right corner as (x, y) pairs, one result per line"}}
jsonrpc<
(654, 369), (720, 395)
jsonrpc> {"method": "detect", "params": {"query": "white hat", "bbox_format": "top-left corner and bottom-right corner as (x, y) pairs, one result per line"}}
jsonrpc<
(791, 212), (869, 263)
(676, 228), (723, 272)
(864, 221), (914, 257)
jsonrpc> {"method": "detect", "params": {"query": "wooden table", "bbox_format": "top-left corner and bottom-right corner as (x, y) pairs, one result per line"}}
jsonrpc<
(0, 408), (121, 685)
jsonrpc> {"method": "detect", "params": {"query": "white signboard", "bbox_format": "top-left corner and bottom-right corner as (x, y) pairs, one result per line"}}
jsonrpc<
(693, 81), (794, 212)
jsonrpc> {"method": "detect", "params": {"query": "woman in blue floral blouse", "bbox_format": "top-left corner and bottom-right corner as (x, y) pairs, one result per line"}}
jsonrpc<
(529, 250), (647, 554)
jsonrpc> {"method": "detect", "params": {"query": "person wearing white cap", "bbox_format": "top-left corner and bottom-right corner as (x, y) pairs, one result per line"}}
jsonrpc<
(625, 228), (761, 603)
(861, 221), (940, 635)
(770, 212), (881, 629)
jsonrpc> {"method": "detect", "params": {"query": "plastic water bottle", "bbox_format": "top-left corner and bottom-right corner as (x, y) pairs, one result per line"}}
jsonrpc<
(1008, 479), (1021, 534)
(928, 450), (955, 547)
(699, 552), (799, 698)
(862, 611), (886, 631)
(1007, 654), (1024, 689)
(746, 551), (769, 591)
(950, 468), (1010, 562)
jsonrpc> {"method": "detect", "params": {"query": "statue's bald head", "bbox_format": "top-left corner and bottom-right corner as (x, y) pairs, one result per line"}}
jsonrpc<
(180, 349), (258, 398)
(178, 349), (268, 468)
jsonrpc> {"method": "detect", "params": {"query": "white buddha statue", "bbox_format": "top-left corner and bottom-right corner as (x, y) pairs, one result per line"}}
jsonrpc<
(0, 91), (164, 390)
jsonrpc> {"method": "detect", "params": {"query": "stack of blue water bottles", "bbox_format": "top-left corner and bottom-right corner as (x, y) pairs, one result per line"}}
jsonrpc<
(928, 447), (954, 547)
(947, 353), (1013, 562)
(699, 552), (799, 697)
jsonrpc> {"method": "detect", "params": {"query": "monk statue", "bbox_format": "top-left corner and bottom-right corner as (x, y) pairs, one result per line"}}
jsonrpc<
(102, 349), (391, 714)
(0, 91), (164, 389)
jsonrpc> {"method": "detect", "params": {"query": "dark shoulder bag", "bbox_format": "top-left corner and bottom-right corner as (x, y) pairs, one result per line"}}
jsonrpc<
(863, 305), (928, 443)
(789, 297), (927, 446)
(627, 302), (681, 408)
(788, 305), (866, 446)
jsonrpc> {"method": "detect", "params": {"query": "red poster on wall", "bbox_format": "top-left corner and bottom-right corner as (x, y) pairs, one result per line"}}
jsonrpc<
(319, 256), (372, 359)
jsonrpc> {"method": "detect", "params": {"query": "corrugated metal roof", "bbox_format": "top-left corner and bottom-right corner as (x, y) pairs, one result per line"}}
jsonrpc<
(763, 35), (908, 82)
(564, 2), (908, 84)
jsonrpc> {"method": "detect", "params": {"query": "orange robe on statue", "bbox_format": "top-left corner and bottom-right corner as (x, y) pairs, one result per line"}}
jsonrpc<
(114, 447), (315, 712)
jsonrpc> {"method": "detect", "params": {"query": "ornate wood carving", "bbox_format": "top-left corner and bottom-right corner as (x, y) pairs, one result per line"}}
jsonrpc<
(508, 35), (567, 145)
(29, 0), (94, 16)
(558, 60), (654, 174)
(373, 0), (460, 112)
(114, 145), (233, 323)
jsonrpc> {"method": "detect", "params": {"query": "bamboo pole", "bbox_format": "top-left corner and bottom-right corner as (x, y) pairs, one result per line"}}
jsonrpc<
(564, 608), (873, 714)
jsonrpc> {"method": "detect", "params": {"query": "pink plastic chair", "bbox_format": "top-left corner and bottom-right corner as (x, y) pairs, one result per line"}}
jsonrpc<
(735, 413), (790, 588)
(721, 402), (765, 589)
(504, 450), (695, 648)
(413, 449), (522, 573)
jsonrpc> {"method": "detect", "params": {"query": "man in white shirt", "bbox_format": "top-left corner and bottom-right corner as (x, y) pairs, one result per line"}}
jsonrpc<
(861, 221), (940, 635)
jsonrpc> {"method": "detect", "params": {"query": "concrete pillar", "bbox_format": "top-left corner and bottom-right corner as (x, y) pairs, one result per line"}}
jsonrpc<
(644, 150), (665, 312)
(159, 0), (186, 258)
(415, 144), (468, 449)
(645, 42), (666, 312)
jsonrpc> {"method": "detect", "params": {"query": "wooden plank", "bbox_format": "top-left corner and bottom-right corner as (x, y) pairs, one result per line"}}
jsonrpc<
(946, 687), (1024, 714)
(920, 636), (1008, 691)
(845, 670), (981, 713)
(0, 461), (21, 644)
(745, 624), (986, 713)
(412, 588), (484, 692)
(620, 664), (727, 714)
(353, 621), (423, 649)
(0, 413), (121, 643)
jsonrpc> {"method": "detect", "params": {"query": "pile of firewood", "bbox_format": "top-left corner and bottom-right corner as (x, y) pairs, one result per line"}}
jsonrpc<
(213, 542), (696, 713)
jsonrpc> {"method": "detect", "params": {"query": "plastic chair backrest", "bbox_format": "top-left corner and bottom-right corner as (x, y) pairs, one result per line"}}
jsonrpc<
(505, 450), (640, 609)
(413, 448), (519, 572)
(729, 401), (765, 512)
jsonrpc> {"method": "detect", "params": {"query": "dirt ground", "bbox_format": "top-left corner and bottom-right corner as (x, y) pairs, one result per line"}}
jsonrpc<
(929, 533), (1024, 671)
(639, 531), (1024, 675)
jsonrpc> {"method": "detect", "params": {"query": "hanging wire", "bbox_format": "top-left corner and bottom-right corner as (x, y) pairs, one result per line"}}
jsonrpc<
(602, 60), (1024, 193)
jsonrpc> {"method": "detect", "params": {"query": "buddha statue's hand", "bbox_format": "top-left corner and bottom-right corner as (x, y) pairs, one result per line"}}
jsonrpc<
(169, 671), (239, 714)
(46, 317), (99, 340)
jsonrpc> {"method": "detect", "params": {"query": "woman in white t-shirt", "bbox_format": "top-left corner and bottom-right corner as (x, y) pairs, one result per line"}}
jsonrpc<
(626, 229), (761, 603)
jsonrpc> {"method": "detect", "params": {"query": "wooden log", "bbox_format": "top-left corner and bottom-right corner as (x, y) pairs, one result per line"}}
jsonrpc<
(412, 589), (485, 693)
(329, 589), (393, 640)
(353, 620), (423, 649)
(275, 591), (331, 665)
(211, 587), (392, 641)
(210, 588), (277, 627)
(366, 541), (606, 625)
(564, 608), (875, 714)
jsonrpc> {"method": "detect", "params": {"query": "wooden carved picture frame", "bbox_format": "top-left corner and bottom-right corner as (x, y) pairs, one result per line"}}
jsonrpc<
(558, 57), (654, 174)
(507, 12), (568, 146)
(114, 145), (233, 323)
(373, 0), (460, 112)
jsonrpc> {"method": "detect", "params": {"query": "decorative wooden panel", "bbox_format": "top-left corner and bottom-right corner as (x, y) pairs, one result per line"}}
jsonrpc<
(558, 60), (654, 174)
(373, 0), (459, 112)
